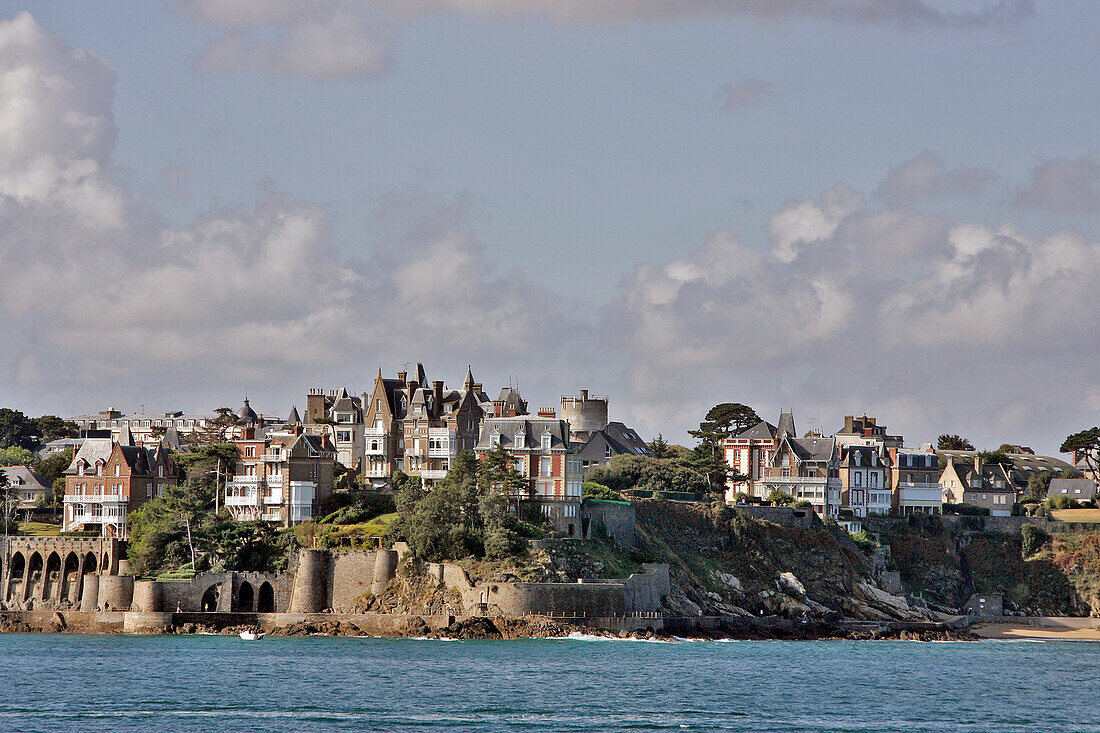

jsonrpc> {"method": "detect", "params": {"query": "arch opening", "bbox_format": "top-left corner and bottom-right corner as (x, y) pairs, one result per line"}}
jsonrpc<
(43, 552), (61, 600)
(201, 584), (221, 612)
(25, 553), (44, 601)
(257, 582), (275, 613)
(7, 552), (25, 602)
(83, 552), (97, 574)
(237, 581), (254, 612)
(61, 553), (80, 602)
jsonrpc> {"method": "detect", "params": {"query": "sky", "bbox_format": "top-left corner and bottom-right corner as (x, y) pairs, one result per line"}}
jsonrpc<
(1, 0), (1099, 455)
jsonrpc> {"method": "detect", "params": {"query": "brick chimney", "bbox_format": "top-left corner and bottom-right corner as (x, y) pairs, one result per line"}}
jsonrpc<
(243, 426), (255, 440)
(538, 407), (556, 418)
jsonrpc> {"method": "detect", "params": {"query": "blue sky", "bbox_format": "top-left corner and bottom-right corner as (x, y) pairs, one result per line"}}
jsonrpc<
(1, 1), (1099, 454)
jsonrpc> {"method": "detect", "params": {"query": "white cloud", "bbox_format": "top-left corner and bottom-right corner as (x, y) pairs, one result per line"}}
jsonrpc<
(5, 12), (1096, 461)
(178, 0), (1034, 80)
(0, 13), (575, 416)
(614, 183), (1100, 454)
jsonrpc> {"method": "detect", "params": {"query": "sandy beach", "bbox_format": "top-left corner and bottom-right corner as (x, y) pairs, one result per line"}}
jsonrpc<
(971, 622), (1100, 641)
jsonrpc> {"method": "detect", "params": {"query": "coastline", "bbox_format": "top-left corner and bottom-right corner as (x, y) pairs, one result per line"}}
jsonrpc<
(969, 621), (1100, 642)
(0, 609), (980, 641)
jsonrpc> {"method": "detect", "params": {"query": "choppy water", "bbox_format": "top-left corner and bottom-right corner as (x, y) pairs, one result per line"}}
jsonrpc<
(0, 633), (1097, 732)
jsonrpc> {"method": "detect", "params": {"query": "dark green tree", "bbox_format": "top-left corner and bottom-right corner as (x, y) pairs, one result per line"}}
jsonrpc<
(649, 434), (671, 459)
(194, 407), (240, 445)
(689, 403), (761, 452)
(1061, 427), (1100, 478)
(0, 408), (38, 450)
(34, 415), (78, 443)
(977, 450), (1013, 466)
(937, 434), (975, 451)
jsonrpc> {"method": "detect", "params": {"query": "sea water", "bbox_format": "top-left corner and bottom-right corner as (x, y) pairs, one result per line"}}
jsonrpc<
(0, 633), (1097, 732)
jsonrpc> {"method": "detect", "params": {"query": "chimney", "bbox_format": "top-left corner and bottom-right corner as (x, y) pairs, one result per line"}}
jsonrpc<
(580, 389), (589, 401)
(864, 427), (873, 438)
(243, 426), (255, 440)
(538, 407), (556, 418)
(293, 424), (303, 437)
(433, 380), (444, 412)
(473, 383), (482, 393)
(398, 370), (407, 384)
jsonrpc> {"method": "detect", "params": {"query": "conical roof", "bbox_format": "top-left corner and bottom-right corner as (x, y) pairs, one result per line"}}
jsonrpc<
(287, 405), (302, 425)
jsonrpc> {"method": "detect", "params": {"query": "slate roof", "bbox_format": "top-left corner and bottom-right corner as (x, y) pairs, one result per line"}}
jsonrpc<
(1, 465), (50, 490)
(1047, 479), (1098, 501)
(734, 420), (778, 441)
(788, 435), (834, 462)
(477, 417), (571, 451)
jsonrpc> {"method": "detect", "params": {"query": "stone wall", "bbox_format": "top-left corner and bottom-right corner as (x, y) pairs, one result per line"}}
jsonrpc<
(1, 536), (125, 610)
(737, 506), (820, 529)
(581, 500), (636, 548)
(866, 514), (1100, 535)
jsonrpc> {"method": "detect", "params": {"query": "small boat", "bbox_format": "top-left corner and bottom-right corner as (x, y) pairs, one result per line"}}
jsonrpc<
(239, 630), (265, 641)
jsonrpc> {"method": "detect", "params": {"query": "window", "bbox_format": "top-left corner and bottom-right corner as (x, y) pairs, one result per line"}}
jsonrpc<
(337, 430), (351, 443)
(337, 413), (352, 423)
(540, 456), (552, 477)
(853, 471), (862, 487)
(490, 431), (501, 448)
(245, 447), (255, 458)
(114, 465), (120, 477)
(605, 444), (612, 459)
(869, 473), (878, 487)
(515, 431), (525, 448)
(542, 431), (552, 452)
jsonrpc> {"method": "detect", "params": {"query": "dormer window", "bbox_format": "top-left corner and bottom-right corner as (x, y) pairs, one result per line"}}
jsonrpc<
(490, 430), (502, 448)
(542, 430), (553, 452)
(515, 431), (525, 449)
(78, 463), (85, 477)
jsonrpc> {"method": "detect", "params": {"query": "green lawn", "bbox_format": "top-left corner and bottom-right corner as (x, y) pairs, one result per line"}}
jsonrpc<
(1051, 508), (1100, 523)
(20, 521), (61, 536)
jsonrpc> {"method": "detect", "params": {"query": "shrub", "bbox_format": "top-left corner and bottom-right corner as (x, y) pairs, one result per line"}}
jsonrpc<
(1021, 524), (1050, 557)
(1044, 495), (1082, 511)
(943, 503), (989, 516)
(582, 481), (623, 502)
(791, 499), (812, 509)
(766, 489), (795, 506)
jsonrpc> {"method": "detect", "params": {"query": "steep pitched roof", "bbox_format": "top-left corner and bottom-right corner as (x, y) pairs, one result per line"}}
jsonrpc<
(735, 420), (778, 441)
(477, 416), (571, 451)
(777, 412), (796, 441)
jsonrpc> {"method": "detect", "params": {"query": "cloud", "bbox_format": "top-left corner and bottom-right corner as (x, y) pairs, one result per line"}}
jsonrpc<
(0, 13), (577, 415)
(876, 151), (995, 202)
(1014, 156), (1100, 214)
(178, 0), (1035, 80)
(7, 11), (1097, 462)
(612, 184), (1100, 453)
(718, 77), (774, 110)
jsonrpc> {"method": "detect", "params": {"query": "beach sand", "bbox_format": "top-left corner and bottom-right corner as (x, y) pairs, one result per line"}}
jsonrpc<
(972, 622), (1100, 641)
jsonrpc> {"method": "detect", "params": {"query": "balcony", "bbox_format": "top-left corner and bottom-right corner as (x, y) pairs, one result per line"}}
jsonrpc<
(64, 494), (128, 504)
(365, 427), (387, 438)
(225, 490), (260, 507)
(420, 469), (447, 480)
(263, 490), (284, 505)
(899, 483), (943, 504)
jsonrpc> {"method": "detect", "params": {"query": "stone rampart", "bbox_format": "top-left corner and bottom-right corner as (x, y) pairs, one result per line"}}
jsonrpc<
(581, 500), (636, 548)
(737, 506), (820, 529)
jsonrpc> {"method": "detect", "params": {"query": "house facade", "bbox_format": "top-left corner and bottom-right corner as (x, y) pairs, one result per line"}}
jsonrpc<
(837, 444), (886, 518)
(2, 466), (52, 510)
(887, 450), (941, 515)
(755, 426), (842, 518)
(223, 427), (336, 526)
(61, 432), (178, 538)
(722, 412), (792, 500)
(475, 416), (584, 536)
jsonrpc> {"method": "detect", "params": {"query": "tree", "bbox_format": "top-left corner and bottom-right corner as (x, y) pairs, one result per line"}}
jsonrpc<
(977, 450), (1013, 466)
(649, 434), (671, 459)
(937, 434), (975, 451)
(0, 408), (38, 450)
(1061, 427), (1100, 478)
(37, 448), (73, 485)
(766, 489), (795, 506)
(194, 407), (239, 446)
(582, 481), (623, 502)
(586, 454), (708, 496)
(0, 446), (36, 467)
(34, 415), (78, 443)
(477, 445), (528, 498)
(689, 403), (761, 453)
